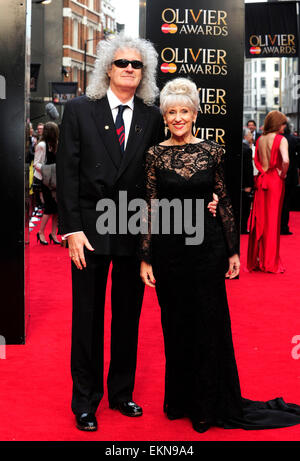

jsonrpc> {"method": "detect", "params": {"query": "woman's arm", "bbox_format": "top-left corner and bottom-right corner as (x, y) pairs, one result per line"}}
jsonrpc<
(213, 145), (239, 258)
(213, 144), (240, 278)
(279, 136), (289, 178)
(139, 146), (158, 288)
(33, 141), (46, 174)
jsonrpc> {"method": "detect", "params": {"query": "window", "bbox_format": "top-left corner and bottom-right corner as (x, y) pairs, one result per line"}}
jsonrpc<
(274, 96), (279, 105)
(274, 79), (279, 88)
(73, 19), (79, 49)
(261, 61), (266, 72)
(73, 67), (78, 82)
(88, 27), (94, 54)
(261, 96), (266, 106)
(261, 77), (266, 88)
(259, 113), (265, 127)
(275, 62), (279, 72)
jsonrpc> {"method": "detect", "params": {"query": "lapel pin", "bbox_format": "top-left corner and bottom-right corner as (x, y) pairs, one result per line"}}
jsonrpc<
(104, 125), (110, 130)
(135, 125), (142, 133)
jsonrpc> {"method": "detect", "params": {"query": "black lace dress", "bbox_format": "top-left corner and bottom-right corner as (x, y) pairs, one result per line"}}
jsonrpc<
(140, 140), (300, 429)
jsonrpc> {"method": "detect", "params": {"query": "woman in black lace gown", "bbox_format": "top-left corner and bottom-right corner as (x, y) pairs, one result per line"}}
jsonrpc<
(140, 78), (300, 433)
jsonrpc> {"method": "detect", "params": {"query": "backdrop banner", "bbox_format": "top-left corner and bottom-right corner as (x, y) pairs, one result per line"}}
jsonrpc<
(143, 0), (244, 232)
(0, 0), (30, 343)
(245, 2), (298, 58)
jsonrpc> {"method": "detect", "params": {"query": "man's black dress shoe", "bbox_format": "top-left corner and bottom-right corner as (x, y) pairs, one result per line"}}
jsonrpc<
(110, 401), (143, 417)
(75, 413), (97, 431)
(281, 230), (293, 235)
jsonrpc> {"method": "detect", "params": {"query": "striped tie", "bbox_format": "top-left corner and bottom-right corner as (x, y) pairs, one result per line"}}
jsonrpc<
(115, 105), (127, 152)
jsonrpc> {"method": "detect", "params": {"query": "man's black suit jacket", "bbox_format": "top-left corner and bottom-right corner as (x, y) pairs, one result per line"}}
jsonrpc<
(242, 142), (254, 189)
(253, 130), (262, 143)
(56, 95), (164, 255)
(284, 133), (300, 187)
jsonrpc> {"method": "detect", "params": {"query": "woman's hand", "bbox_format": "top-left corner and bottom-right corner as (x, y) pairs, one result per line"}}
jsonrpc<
(140, 261), (156, 288)
(276, 168), (287, 179)
(207, 193), (219, 217)
(225, 254), (240, 279)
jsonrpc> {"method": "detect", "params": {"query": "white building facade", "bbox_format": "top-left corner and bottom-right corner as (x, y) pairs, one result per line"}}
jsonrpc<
(281, 57), (299, 133)
(243, 57), (281, 129)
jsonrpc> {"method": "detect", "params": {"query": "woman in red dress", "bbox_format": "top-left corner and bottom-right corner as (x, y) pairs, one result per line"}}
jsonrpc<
(247, 110), (289, 273)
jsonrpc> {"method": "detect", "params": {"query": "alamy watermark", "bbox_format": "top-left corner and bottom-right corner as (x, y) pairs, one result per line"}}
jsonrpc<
(95, 191), (204, 246)
(0, 335), (6, 360)
(291, 335), (300, 360)
(0, 75), (6, 100)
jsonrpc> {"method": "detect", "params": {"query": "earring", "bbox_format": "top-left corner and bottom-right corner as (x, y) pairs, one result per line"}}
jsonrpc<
(164, 123), (169, 138)
(192, 122), (196, 136)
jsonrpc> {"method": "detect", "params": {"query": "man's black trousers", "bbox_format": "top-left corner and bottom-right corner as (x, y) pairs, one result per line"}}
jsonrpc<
(70, 250), (144, 415)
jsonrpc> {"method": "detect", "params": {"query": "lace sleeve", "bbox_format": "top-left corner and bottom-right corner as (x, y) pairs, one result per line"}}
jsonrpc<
(139, 146), (158, 263)
(213, 145), (239, 257)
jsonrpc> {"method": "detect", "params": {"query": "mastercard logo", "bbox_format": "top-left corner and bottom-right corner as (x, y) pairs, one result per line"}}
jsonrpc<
(161, 23), (178, 34)
(250, 46), (261, 55)
(160, 63), (177, 73)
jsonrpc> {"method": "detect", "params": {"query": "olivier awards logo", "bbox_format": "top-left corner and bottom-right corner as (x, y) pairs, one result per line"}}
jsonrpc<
(249, 34), (296, 56)
(160, 47), (228, 75)
(199, 87), (227, 116)
(161, 8), (228, 36)
(194, 127), (225, 145)
(194, 87), (227, 143)
(158, 5), (231, 144)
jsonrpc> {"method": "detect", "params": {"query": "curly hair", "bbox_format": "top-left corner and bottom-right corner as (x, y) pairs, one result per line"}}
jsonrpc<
(160, 78), (200, 114)
(86, 33), (159, 105)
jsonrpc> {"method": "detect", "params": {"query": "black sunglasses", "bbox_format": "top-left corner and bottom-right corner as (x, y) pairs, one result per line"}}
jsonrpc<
(113, 59), (144, 69)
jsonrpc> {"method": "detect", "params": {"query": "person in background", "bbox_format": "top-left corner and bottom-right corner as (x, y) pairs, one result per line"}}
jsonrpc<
(34, 121), (60, 245)
(247, 110), (289, 273)
(241, 127), (254, 234)
(246, 120), (258, 176)
(281, 122), (300, 235)
(247, 119), (261, 144)
(36, 122), (44, 141)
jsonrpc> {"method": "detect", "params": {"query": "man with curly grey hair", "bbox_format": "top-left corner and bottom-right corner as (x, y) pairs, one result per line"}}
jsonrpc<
(56, 34), (164, 431)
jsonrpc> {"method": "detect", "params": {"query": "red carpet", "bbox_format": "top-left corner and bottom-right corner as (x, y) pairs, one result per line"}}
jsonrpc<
(1, 213), (300, 441)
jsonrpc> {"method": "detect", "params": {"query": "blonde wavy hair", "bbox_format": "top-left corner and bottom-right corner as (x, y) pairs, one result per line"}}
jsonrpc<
(160, 78), (200, 114)
(86, 34), (159, 105)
